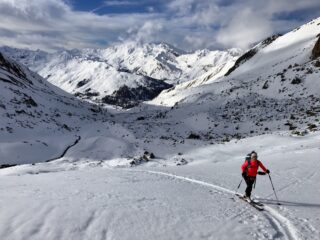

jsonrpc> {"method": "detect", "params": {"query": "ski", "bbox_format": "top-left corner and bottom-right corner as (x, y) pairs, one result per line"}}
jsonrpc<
(235, 193), (264, 211)
(250, 198), (264, 206)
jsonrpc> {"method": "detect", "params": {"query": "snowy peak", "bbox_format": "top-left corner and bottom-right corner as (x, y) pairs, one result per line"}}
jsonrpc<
(0, 42), (242, 108)
(97, 41), (184, 81)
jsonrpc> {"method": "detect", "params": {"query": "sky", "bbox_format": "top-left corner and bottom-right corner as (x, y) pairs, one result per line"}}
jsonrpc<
(0, 0), (319, 52)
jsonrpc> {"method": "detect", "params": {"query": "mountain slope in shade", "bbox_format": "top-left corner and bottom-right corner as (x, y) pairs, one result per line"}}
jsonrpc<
(0, 50), (107, 165)
(0, 43), (242, 108)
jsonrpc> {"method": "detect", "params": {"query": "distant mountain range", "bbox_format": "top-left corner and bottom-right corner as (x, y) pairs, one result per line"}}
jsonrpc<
(0, 42), (242, 108)
(1, 17), (320, 166)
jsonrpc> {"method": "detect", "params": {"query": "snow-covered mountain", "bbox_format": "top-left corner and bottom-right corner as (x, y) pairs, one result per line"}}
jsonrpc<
(1, 17), (319, 163)
(148, 17), (320, 140)
(1, 16), (320, 240)
(0, 43), (242, 108)
(0, 50), (107, 165)
(1, 17), (319, 156)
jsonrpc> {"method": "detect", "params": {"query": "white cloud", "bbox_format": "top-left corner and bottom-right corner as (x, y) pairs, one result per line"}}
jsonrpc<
(135, 21), (164, 43)
(123, 20), (164, 45)
(216, 8), (273, 49)
(0, 0), (156, 51)
(0, 0), (319, 51)
(166, 0), (320, 50)
(214, 0), (320, 49)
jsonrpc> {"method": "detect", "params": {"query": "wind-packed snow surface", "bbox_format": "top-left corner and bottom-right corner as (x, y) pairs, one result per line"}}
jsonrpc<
(1, 17), (320, 240)
(0, 132), (319, 240)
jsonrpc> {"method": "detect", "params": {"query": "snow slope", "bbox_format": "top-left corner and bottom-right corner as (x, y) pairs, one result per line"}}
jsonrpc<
(0, 132), (319, 240)
(0, 50), (109, 165)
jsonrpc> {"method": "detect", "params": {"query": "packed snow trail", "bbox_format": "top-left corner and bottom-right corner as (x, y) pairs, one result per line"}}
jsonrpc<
(138, 170), (301, 240)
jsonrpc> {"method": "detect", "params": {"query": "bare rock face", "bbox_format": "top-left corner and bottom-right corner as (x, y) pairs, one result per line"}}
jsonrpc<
(224, 49), (257, 76)
(0, 52), (30, 85)
(101, 77), (172, 109)
(311, 36), (320, 60)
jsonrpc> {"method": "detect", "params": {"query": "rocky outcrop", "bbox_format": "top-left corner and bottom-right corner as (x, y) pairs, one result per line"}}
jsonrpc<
(102, 78), (172, 108)
(0, 52), (28, 81)
(225, 34), (281, 76)
(311, 36), (320, 60)
(225, 49), (257, 76)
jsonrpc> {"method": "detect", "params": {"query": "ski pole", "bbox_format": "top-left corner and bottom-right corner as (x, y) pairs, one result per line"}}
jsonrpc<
(268, 174), (281, 205)
(235, 179), (243, 195)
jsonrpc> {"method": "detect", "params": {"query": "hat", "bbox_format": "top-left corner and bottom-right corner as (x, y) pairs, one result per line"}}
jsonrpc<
(251, 151), (258, 158)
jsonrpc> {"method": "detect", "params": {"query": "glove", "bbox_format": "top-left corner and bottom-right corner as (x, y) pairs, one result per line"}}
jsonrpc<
(242, 172), (246, 178)
(266, 169), (270, 174)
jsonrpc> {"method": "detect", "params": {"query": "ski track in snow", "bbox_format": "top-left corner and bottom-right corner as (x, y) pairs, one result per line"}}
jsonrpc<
(264, 158), (320, 200)
(137, 169), (301, 240)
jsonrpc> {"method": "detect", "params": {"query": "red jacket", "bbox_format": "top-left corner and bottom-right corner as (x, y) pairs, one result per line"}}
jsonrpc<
(241, 159), (267, 177)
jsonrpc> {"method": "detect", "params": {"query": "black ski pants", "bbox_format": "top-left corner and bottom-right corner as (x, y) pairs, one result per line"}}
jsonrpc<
(243, 174), (256, 197)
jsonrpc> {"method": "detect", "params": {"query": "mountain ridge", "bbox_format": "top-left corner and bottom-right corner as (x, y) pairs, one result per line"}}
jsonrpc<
(0, 17), (319, 167)
(0, 42), (242, 108)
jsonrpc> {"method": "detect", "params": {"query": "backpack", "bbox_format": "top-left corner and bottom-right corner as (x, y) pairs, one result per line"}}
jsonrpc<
(244, 153), (251, 172)
(244, 154), (260, 173)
